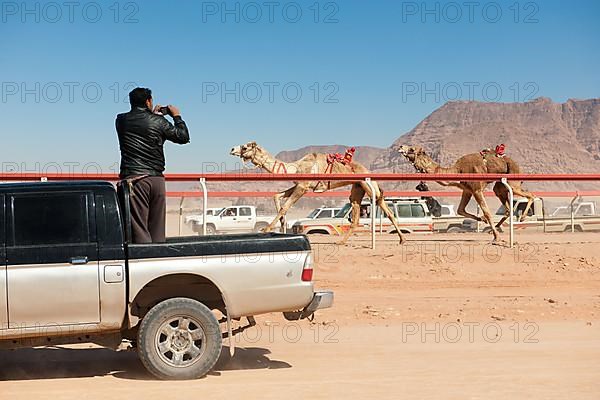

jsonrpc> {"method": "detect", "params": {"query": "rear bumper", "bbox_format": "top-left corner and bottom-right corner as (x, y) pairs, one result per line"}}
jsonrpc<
(283, 290), (334, 320)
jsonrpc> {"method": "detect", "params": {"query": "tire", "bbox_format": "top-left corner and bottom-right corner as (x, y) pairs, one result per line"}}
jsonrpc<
(206, 224), (216, 235)
(446, 226), (462, 233)
(254, 222), (268, 232)
(137, 298), (222, 380)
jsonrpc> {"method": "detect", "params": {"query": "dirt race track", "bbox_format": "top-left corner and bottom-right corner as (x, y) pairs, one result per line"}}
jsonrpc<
(1, 232), (599, 400)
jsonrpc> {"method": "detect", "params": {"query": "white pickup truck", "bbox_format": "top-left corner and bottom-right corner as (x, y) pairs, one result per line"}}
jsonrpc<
(187, 205), (274, 234)
(0, 181), (333, 380)
(291, 198), (433, 235)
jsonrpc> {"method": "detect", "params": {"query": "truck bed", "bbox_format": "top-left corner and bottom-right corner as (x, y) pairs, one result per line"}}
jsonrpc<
(128, 232), (311, 259)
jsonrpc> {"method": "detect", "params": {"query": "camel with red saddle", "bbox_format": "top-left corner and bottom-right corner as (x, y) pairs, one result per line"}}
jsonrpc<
(230, 141), (405, 244)
(398, 144), (535, 243)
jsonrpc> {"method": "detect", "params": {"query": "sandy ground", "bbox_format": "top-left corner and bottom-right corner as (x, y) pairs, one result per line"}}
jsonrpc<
(1, 231), (599, 399)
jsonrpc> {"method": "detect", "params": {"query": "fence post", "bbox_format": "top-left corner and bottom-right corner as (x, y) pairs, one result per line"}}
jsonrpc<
(364, 178), (376, 249)
(199, 178), (208, 236)
(501, 178), (514, 248)
(178, 196), (185, 236)
(570, 194), (579, 232)
(541, 197), (547, 233)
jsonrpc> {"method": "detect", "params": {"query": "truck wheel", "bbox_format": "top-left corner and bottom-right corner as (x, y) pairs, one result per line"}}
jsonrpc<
(446, 226), (462, 233)
(206, 224), (216, 235)
(137, 298), (222, 380)
(565, 225), (583, 232)
(254, 222), (268, 232)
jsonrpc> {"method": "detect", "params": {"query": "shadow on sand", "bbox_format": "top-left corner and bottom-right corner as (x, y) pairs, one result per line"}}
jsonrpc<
(0, 345), (291, 381)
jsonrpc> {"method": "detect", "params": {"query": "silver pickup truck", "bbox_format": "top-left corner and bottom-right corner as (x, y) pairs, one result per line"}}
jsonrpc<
(0, 181), (333, 380)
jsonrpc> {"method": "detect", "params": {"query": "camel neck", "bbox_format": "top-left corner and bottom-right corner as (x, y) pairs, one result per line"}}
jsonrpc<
(414, 155), (438, 173)
(415, 155), (457, 174)
(252, 150), (291, 174)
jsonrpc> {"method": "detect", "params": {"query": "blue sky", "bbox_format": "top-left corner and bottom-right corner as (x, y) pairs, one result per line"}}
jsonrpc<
(1, 0), (599, 173)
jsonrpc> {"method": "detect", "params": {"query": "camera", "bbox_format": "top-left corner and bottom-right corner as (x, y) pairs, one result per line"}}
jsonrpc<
(158, 106), (170, 116)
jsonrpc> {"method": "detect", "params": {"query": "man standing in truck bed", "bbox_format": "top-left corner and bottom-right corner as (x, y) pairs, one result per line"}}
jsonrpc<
(116, 87), (190, 243)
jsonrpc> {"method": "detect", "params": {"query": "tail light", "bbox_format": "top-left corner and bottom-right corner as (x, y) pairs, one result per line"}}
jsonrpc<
(301, 253), (314, 281)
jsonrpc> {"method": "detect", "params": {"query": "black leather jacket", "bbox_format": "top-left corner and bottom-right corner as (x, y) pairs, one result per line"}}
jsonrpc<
(116, 107), (190, 178)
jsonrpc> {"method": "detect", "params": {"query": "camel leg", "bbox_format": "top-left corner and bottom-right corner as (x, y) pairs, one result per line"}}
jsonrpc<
(364, 181), (405, 244)
(512, 185), (535, 222)
(338, 184), (366, 245)
(472, 191), (501, 242)
(263, 185), (307, 232)
(273, 186), (296, 231)
(456, 191), (482, 222)
(493, 183), (510, 229)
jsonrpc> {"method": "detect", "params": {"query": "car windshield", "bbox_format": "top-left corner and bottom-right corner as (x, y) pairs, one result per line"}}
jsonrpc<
(551, 208), (568, 216)
(335, 204), (351, 218)
(307, 209), (320, 218)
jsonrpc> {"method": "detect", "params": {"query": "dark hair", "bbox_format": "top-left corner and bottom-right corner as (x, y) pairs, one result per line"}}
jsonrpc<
(129, 87), (152, 108)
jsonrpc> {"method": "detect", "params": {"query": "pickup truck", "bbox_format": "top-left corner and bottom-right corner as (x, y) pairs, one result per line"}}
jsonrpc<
(0, 181), (333, 380)
(187, 205), (273, 234)
(292, 198), (433, 235)
(463, 198), (600, 233)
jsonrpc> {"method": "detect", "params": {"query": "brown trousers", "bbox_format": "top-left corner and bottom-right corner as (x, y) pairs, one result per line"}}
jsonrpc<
(128, 176), (166, 243)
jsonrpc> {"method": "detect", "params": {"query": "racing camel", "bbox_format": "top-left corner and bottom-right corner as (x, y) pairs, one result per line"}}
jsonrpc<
(398, 145), (535, 243)
(230, 141), (405, 244)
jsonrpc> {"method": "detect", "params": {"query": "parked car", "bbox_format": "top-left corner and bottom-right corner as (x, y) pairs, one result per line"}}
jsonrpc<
(292, 198), (433, 235)
(0, 181), (333, 380)
(286, 206), (343, 229)
(187, 205), (274, 234)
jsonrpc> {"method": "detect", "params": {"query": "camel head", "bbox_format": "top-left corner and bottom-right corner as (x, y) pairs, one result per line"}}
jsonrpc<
(398, 145), (425, 163)
(230, 141), (263, 162)
(397, 145), (432, 173)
